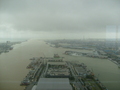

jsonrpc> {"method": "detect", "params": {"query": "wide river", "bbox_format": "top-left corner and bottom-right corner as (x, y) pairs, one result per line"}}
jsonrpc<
(0, 39), (120, 90)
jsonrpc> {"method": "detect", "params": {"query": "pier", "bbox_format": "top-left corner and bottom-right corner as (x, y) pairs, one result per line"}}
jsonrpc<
(20, 55), (108, 90)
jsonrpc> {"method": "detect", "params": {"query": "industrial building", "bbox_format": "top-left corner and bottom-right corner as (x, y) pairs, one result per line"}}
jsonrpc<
(35, 78), (72, 90)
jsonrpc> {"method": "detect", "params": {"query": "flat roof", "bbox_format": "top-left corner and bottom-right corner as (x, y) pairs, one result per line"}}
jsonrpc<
(36, 78), (72, 90)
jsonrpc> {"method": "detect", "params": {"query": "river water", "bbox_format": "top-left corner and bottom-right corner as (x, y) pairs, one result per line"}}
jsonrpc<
(0, 39), (120, 90)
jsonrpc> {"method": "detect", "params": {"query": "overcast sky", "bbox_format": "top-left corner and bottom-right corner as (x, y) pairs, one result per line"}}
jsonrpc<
(0, 0), (120, 39)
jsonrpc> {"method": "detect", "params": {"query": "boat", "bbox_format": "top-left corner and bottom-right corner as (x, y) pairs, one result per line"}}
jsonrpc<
(54, 54), (60, 58)
(118, 65), (120, 68)
(9, 47), (13, 50)
(20, 78), (30, 86)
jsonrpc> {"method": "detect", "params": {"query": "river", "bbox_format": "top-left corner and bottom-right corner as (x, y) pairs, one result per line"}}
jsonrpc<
(0, 39), (120, 90)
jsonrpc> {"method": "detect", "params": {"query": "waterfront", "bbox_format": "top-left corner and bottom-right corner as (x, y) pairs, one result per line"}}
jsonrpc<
(0, 39), (120, 90)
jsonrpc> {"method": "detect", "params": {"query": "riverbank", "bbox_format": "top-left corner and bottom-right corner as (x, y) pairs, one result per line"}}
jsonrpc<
(0, 41), (21, 54)
(0, 39), (120, 90)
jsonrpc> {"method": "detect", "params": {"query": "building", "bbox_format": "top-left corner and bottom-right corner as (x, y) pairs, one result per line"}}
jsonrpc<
(36, 78), (72, 90)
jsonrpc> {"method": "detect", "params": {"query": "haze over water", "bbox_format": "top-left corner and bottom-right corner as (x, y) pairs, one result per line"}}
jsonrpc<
(0, 39), (120, 90)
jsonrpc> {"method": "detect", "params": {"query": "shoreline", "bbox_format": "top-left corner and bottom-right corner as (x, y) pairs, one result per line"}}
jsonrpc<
(0, 41), (23, 55)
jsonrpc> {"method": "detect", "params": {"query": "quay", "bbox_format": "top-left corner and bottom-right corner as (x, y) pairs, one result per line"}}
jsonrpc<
(20, 54), (108, 90)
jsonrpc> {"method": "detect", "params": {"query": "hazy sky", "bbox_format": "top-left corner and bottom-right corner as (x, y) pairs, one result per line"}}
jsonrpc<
(0, 0), (120, 39)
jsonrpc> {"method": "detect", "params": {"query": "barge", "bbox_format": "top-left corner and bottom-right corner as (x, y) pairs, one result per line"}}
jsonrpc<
(20, 54), (108, 90)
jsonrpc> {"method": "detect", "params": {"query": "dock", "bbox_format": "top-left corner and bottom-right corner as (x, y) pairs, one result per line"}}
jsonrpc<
(20, 55), (108, 90)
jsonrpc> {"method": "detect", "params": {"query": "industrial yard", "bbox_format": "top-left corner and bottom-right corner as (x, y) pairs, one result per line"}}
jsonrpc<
(46, 39), (120, 68)
(21, 54), (108, 90)
(1, 40), (120, 90)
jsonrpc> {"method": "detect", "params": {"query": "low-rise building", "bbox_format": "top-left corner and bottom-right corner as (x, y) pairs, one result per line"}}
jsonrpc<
(36, 78), (72, 90)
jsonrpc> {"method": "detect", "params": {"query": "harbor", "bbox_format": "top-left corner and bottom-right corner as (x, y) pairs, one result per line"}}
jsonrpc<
(0, 40), (120, 90)
(1, 0), (120, 90)
(20, 54), (108, 90)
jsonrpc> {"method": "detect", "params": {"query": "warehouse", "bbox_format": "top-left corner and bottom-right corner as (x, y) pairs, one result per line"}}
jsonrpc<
(36, 78), (72, 90)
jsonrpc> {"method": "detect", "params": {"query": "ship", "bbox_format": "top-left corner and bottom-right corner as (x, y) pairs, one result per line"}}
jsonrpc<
(118, 65), (120, 68)
(9, 47), (13, 50)
(54, 54), (60, 58)
(20, 54), (108, 90)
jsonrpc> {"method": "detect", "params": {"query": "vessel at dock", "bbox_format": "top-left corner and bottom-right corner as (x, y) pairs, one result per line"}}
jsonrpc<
(20, 54), (108, 90)
(54, 54), (60, 58)
(118, 65), (120, 68)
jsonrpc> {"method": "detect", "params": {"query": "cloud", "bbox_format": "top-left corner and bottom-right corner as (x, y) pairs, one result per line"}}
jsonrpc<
(0, 0), (120, 38)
